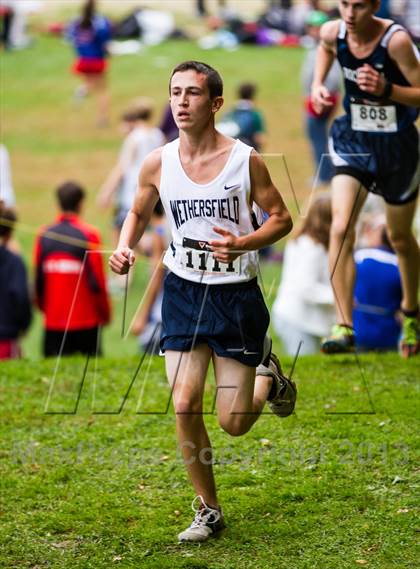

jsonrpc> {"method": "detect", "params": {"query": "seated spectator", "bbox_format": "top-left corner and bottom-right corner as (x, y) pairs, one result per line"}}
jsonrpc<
(0, 202), (31, 359)
(353, 215), (402, 352)
(272, 193), (335, 355)
(34, 181), (111, 357)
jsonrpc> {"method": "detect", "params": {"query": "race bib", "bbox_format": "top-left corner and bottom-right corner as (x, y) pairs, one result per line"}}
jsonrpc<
(350, 103), (397, 133)
(180, 237), (240, 275)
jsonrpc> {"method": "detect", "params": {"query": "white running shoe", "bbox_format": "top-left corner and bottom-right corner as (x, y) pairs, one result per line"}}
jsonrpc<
(178, 496), (225, 543)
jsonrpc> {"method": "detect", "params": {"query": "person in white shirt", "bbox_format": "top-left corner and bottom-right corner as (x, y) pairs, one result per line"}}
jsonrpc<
(0, 144), (15, 208)
(272, 193), (335, 355)
(98, 98), (165, 248)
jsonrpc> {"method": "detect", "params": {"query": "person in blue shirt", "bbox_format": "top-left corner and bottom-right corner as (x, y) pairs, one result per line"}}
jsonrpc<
(67, 0), (112, 126)
(311, 0), (420, 358)
(353, 215), (402, 351)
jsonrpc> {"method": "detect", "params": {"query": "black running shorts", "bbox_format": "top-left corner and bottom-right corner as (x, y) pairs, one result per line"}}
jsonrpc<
(329, 116), (419, 205)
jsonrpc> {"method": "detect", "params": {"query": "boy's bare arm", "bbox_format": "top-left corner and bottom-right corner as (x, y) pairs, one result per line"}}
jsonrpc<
(311, 20), (340, 113)
(109, 148), (162, 274)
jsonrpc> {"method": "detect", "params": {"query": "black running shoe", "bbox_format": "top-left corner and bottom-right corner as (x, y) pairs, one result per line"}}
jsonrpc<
(257, 352), (297, 417)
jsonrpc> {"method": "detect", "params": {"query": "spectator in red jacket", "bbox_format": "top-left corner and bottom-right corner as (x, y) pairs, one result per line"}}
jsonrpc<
(34, 181), (111, 357)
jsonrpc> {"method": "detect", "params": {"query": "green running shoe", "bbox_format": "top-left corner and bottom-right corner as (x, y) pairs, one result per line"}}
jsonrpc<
(321, 324), (355, 354)
(399, 315), (420, 358)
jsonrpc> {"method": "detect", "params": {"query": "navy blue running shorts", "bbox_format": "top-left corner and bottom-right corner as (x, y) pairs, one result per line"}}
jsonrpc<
(329, 116), (419, 205)
(160, 271), (270, 367)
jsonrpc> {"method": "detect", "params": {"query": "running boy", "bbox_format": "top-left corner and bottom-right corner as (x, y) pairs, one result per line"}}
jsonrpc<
(110, 61), (295, 542)
(311, 0), (420, 356)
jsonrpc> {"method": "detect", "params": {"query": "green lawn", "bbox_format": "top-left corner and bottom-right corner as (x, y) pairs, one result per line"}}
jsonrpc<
(1, 353), (418, 568)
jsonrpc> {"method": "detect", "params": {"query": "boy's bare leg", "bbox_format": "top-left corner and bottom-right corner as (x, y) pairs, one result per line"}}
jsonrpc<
(385, 199), (419, 313)
(213, 354), (272, 437)
(329, 175), (368, 325)
(165, 346), (218, 507)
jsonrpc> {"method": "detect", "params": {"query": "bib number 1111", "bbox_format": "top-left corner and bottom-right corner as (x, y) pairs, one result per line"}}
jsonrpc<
(184, 249), (238, 274)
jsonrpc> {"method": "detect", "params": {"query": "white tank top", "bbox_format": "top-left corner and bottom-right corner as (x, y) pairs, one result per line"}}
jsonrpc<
(160, 138), (259, 284)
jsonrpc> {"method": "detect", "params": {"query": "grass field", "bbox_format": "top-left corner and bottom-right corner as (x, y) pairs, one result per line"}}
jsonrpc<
(1, 6), (419, 569)
(1, 353), (419, 568)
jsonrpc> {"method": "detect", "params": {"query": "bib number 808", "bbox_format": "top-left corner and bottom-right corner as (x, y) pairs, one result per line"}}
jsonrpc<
(350, 102), (397, 133)
(359, 106), (387, 121)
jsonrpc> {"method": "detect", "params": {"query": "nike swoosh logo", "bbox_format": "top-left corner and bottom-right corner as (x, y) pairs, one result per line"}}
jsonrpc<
(224, 184), (240, 191)
(226, 348), (259, 355)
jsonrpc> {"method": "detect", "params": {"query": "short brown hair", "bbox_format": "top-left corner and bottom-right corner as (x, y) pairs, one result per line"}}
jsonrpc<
(169, 60), (223, 99)
(238, 82), (256, 100)
(122, 97), (154, 122)
(56, 181), (85, 212)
